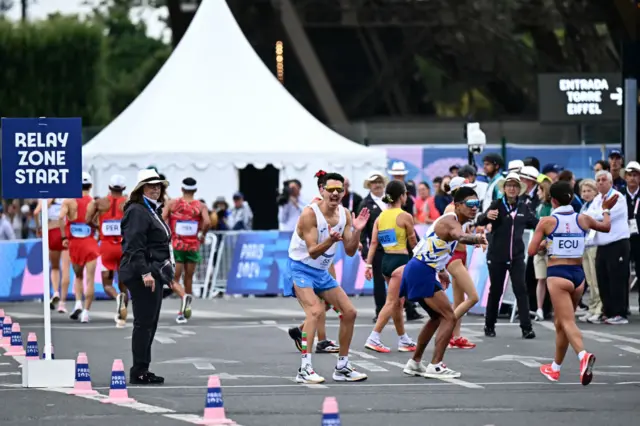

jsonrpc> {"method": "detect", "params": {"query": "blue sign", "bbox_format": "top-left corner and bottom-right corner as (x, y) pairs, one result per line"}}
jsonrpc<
(225, 232), (373, 296)
(75, 363), (91, 382)
(110, 371), (127, 390)
(205, 387), (224, 408)
(1, 117), (82, 198)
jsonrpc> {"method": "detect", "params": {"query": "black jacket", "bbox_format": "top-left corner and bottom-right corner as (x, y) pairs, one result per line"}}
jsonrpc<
(120, 201), (173, 284)
(342, 191), (363, 213)
(357, 194), (385, 261)
(476, 197), (538, 262)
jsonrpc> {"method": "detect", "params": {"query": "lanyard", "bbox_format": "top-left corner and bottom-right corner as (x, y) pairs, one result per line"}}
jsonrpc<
(502, 197), (517, 214)
(348, 193), (353, 211)
(143, 198), (170, 239)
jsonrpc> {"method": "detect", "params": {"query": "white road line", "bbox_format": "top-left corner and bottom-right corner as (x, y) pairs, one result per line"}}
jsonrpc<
(616, 381), (640, 385)
(261, 320), (277, 325)
(348, 349), (378, 360)
(193, 362), (216, 370)
(153, 335), (176, 344)
(584, 330), (640, 345)
(350, 361), (388, 372)
(246, 309), (305, 317)
(383, 361), (484, 389)
(0, 362), (11, 365)
(537, 321), (614, 342)
(615, 345), (640, 355)
(0, 372), (20, 376)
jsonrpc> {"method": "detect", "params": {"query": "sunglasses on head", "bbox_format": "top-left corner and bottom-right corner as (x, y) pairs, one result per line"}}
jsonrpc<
(325, 186), (344, 194)
(460, 199), (480, 208)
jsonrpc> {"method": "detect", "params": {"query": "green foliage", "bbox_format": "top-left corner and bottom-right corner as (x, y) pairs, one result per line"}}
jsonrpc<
(0, 15), (110, 125)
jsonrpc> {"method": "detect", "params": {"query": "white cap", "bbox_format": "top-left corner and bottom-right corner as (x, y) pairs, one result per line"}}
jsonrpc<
(519, 166), (539, 182)
(109, 174), (126, 189)
(448, 176), (476, 194)
(507, 160), (524, 171)
(82, 172), (92, 185)
(626, 161), (640, 173)
(20, 205), (30, 215)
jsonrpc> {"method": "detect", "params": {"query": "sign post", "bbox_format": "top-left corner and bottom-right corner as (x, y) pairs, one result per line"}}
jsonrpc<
(1, 117), (81, 388)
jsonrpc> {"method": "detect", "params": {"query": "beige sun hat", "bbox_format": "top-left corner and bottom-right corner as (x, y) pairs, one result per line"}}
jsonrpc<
(497, 172), (527, 196)
(363, 171), (388, 189)
(131, 169), (169, 194)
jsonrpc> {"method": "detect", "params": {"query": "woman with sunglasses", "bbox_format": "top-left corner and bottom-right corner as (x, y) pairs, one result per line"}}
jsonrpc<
(528, 181), (617, 385)
(442, 177), (480, 349)
(477, 172), (539, 339)
(363, 180), (418, 353)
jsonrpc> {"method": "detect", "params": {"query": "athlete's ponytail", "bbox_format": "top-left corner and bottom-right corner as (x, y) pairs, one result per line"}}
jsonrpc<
(383, 180), (406, 204)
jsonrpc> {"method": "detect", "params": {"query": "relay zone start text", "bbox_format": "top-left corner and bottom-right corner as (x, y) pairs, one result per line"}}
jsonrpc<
(14, 132), (70, 184)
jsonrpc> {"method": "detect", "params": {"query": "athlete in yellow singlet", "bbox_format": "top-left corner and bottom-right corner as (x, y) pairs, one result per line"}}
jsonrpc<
(364, 181), (418, 353)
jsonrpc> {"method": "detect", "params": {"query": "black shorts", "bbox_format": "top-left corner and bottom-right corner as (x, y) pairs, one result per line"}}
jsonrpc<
(416, 297), (442, 319)
(381, 253), (410, 277)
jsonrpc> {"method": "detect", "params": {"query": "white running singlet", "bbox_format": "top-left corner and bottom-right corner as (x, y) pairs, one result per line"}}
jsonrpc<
(288, 203), (347, 270)
(547, 205), (586, 259)
(413, 212), (459, 271)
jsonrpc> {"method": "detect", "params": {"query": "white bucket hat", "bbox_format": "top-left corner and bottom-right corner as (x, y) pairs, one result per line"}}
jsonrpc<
(507, 160), (524, 172)
(519, 166), (539, 182)
(387, 161), (409, 176)
(131, 169), (169, 194)
(497, 172), (527, 196)
(448, 176), (476, 194)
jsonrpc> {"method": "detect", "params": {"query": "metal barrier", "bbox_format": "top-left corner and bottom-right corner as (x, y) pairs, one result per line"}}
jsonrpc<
(205, 231), (244, 299)
(185, 232), (218, 298)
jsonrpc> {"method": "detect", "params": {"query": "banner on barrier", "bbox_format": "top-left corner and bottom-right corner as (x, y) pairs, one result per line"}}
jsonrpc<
(0, 240), (111, 302)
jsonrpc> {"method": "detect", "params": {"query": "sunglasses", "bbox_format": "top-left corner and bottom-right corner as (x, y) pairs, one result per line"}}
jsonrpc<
(325, 186), (344, 194)
(459, 199), (480, 209)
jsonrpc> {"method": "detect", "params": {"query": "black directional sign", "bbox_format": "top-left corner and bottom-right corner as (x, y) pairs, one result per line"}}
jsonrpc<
(538, 73), (622, 123)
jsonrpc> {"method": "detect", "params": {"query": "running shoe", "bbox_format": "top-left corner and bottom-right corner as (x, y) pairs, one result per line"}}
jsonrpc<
(539, 364), (560, 382)
(181, 295), (193, 319)
(176, 314), (187, 324)
(288, 326), (303, 352)
(50, 292), (60, 310)
(579, 352), (596, 386)
(604, 316), (629, 325)
(116, 293), (127, 322)
(332, 363), (368, 382)
(403, 359), (428, 377)
(316, 340), (339, 353)
(398, 340), (417, 352)
(364, 339), (391, 353)
(295, 364), (325, 384)
(69, 307), (82, 321)
(57, 302), (67, 314)
(80, 310), (90, 323)
(423, 362), (461, 379)
(449, 336), (476, 349)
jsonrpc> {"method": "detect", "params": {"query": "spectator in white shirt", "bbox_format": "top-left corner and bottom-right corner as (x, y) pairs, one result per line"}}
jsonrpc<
(0, 205), (16, 240)
(277, 179), (307, 231)
(587, 170), (630, 324)
(228, 192), (253, 230)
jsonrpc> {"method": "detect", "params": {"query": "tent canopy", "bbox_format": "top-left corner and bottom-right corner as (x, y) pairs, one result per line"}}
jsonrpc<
(83, 0), (386, 203)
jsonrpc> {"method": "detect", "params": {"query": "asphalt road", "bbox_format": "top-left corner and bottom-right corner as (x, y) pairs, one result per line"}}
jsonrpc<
(1, 296), (639, 426)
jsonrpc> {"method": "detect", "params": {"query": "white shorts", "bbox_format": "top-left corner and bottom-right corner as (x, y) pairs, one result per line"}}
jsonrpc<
(533, 253), (548, 279)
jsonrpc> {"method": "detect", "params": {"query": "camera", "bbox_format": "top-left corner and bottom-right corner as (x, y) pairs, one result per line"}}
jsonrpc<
(466, 122), (486, 155)
(277, 181), (292, 206)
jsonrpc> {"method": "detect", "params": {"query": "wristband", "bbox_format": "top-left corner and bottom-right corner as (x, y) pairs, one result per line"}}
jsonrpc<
(61, 236), (67, 240)
(603, 209), (611, 215)
(365, 264), (372, 269)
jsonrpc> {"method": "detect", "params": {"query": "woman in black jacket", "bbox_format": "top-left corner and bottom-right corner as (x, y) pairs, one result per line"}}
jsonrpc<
(476, 172), (538, 339)
(120, 169), (173, 385)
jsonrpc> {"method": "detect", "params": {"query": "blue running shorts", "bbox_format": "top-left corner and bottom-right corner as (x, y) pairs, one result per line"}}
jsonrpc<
(283, 259), (340, 297)
(547, 265), (585, 288)
(399, 258), (443, 302)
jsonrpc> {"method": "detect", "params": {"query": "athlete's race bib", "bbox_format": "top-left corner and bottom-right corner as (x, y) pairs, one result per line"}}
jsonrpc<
(551, 234), (585, 258)
(175, 220), (198, 236)
(378, 229), (398, 248)
(628, 219), (638, 235)
(48, 204), (61, 219)
(70, 223), (92, 238)
(101, 220), (121, 236)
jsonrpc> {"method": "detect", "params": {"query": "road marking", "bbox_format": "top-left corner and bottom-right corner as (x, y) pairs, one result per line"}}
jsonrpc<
(0, 362), (11, 365)
(154, 335), (176, 344)
(159, 357), (240, 365)
(459, 327), (484, 342)
(616, 381), (640, 385)
(536, 321), (613, 342)
(583, 330), (640, 345)
(615, 345), (640, 355)
(0, 372), (20, 376)
(350, 361), (388, 372)
(193, 362), (215, 370)
(384, 361), (484, 389)
(246, 309), (305, 317)
(167, 327), (196, 335)
(484, 354), (551, 367)
(348, 349), (378, 359)
(261, 320), (277, 325)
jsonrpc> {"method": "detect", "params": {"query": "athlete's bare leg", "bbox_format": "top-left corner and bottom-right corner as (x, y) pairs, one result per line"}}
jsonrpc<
(101, 270), (119, 299)
(84, 259), (97, 310)
(60, 250), (71, 305)
(548, 279), (586, 362)
(317, 287), (357, 358)
(297, 285), (324, 357)
(184, 263), (196, 295)
(448, 260), (479, 334)
(50, 250), (62, 297)
(413, 291), (455, 364)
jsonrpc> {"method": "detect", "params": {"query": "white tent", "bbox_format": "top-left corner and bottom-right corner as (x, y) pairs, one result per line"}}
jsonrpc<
(83, 0), (387, 205)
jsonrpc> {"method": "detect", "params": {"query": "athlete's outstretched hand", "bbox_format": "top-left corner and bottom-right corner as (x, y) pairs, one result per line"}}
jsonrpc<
(352, 208), (370, 231)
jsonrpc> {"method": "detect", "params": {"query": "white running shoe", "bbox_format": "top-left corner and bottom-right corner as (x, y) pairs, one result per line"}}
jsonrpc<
(423, 362), (461, 378)
(332, 362), (368, 382)
(80, 310), (90, 323)
(176, 314), (188, 324)
(403, 359), (428, 377)
(296, 364), (325, 384)
(181, 295), (193, 319)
